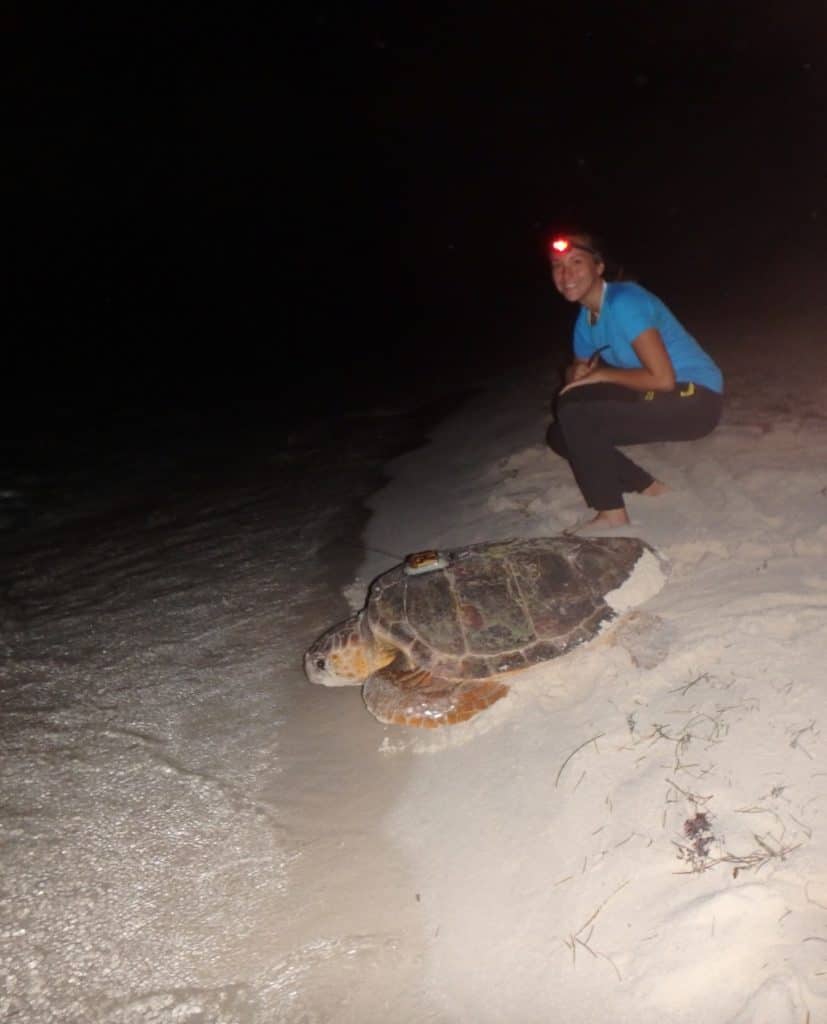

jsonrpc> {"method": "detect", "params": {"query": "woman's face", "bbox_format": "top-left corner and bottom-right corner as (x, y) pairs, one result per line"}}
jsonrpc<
(550, 239), (605, 307)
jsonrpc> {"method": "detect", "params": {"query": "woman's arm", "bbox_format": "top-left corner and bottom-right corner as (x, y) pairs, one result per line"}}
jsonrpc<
(560, 328), (676, 393)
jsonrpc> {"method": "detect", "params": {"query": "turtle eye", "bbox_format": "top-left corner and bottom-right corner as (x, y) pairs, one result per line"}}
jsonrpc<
(315, 658), (326, 671)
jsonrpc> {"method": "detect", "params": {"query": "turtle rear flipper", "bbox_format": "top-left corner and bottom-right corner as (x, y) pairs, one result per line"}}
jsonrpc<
(363, 663), (509, 728)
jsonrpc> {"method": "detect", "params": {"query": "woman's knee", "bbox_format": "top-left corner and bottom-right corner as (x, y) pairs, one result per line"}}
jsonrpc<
(547, 392), (598, 454)
(546, 420), (567, 455)
(555, 393), (596, 433)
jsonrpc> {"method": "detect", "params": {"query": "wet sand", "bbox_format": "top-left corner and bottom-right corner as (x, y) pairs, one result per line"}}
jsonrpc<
(0, 391), (470, 1023)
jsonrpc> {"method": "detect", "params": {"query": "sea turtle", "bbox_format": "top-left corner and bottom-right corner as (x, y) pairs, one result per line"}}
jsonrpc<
(304, 535), (665, 728)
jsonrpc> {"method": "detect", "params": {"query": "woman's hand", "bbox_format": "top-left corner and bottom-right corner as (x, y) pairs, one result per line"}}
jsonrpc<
(564, 356), (597, 386)
(559, 364), (607, 394)
(570, 361), (593, 382)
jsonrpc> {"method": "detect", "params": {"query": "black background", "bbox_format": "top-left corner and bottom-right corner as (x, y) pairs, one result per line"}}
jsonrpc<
(8, 3), (827, 438)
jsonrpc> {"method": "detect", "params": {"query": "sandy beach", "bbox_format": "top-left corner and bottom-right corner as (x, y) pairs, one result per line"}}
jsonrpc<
(9, 4), (827, 1020)
(348, 302), (827, 1023)
(2, 295), (827, 1022)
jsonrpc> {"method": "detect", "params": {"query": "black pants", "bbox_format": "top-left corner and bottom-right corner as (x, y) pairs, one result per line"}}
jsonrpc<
(546, 382), (723, 511)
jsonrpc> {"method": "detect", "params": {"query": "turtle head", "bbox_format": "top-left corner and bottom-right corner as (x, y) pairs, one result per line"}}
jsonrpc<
(304, 613), (395, 687)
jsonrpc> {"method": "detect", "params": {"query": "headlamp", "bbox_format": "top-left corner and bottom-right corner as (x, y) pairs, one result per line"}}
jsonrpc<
(549, 237), (597, 257)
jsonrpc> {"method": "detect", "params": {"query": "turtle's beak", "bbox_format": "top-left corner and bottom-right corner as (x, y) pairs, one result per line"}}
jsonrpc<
(303, 650), (327, 684)
(303, 646), (339, 686)
(303, 630), (368, 687)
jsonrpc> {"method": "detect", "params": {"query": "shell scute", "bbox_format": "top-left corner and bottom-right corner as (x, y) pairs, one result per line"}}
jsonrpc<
(368, 536), (658, 673)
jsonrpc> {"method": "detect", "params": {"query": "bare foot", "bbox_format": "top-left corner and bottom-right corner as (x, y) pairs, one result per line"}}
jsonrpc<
(565, 509), (630, 535)
(640, 480), (669, 497)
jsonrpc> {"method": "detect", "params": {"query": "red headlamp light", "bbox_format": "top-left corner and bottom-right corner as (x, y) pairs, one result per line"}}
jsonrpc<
(549, 237), (597, 257)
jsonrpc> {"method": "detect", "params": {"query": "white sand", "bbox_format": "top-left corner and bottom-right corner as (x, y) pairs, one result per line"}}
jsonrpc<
(353, 317), (827, 1022)
(3, 311), (827, 1022)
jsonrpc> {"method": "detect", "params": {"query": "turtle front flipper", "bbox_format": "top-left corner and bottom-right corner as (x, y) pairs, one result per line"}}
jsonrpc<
(362, 662), (509, 728)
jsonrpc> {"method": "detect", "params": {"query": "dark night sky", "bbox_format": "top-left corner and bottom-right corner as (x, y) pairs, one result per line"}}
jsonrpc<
(8, 3), (827, 428)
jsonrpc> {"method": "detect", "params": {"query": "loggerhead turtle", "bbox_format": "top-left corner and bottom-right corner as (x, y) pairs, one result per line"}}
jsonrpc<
(304, 535), (665, 728)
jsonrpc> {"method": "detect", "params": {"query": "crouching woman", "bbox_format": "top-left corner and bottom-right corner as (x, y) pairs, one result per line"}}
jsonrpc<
(546, 231), (723, 533)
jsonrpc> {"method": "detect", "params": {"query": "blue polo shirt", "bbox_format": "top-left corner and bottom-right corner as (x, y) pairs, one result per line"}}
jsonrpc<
(573, 282), (723, 393)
